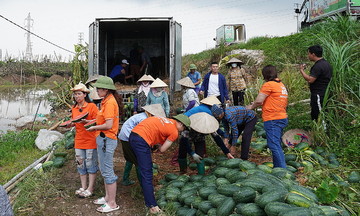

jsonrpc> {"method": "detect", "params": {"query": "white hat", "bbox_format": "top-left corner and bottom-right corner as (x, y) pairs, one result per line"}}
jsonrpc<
(190, 112), (219, 134)
(89, 87), (101, 100)
(122, 59), (129, 65)
(71, 82), (90, 93)
(150, 78), (168, 88)
(137, 74), (155, 83)
(177, 77), (195, 88)
(142, 104), (166, 117)
(200, 96), (221, 106)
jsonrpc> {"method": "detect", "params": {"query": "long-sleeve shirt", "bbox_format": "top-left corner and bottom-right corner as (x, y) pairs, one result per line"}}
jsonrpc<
(183, 89), (200, 111)
(146, 90), (170, 117)
(223, 106), (256, 145)
(118, 112), (147, 141)
(200, 71), (229, 103)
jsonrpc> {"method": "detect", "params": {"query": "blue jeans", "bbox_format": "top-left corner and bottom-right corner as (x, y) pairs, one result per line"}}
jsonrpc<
(75, 148), (98, 175)
(129, 132), (157, 207)
(96, 136), (118, 184)
(264, 118), (288, 168)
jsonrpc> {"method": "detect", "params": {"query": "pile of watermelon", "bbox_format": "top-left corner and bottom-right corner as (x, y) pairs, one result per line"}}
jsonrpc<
(156, 157), (351, 216)
(123, 102), (134, 122)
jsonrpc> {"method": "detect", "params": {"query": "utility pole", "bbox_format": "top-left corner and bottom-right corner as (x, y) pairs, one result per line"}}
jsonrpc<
(78, 32), (84, 45)
(25, 13), (33, 61)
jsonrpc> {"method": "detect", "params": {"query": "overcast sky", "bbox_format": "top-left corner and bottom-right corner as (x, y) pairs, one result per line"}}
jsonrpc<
(0, 0), (303, 61)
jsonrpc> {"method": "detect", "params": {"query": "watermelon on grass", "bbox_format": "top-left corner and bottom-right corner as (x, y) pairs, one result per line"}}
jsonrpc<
(72, 112), (89, 122)
(84, 119), (96, 128)
(59, 120), (72, 127)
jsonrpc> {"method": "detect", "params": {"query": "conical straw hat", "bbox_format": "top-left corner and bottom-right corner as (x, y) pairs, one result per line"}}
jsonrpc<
(282, 129), (312, 148)
(150, 78), (168, 88)
(89, 87), (101, 100)
(200, 96), (221, 106)
(85, 75), (99, 85)
(137, 74), (155, 83)
(176, 77), (195, 88)
(227, 57), (243, 64)
(142, 104), (166, 117)
(190, 112), (219, 134)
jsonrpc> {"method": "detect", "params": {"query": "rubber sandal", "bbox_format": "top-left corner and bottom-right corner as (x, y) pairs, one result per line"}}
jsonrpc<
(96, 203), (119, 213)
(93, 197), (106, 205)
(75, 188), (85, 195)
(78, 190), (93, 198)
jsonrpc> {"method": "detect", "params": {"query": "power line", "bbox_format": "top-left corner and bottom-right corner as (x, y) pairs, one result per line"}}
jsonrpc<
(0, 14), (75, 55)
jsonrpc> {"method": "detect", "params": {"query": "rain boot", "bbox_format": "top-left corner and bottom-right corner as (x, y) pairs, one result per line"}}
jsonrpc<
(178, 158), (187, 174)
(121, 161), (135, 186)
(196, 160), (205, 175)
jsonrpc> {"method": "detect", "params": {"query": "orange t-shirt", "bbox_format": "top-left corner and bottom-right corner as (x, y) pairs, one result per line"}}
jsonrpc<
(96, 94), (119, 140)
(72, 102), (98, 149)
(131, 116), (179, 147)
(259, 80), (288, 122)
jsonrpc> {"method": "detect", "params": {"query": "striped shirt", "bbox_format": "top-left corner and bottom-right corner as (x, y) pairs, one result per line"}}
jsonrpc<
(223, 106), (256, 145)
(228, 67), (246, 91)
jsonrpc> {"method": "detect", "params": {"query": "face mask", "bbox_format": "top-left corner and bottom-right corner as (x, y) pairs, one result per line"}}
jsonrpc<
(231, 63), (238, 68)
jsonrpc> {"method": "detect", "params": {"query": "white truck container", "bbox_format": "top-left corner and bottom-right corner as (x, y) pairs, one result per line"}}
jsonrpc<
(88, 17), (182, 98)
(214, 24), (246, 47)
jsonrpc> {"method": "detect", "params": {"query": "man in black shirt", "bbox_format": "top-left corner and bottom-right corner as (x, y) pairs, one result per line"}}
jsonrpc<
(300, 45), (332, 120)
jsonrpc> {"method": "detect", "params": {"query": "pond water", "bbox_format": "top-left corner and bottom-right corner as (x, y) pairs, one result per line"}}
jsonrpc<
(0, 87), (52, 134)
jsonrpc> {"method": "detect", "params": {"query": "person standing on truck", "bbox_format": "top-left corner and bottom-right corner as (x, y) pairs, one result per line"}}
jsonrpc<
(129, 43), (142, 84)
(70, 82), (99, 199)
(109, 59), (130, 84)
(133, 74), (155, 114)
(227, 57), (247, 106)
(299, 45), (332, 120)
(146, 78), (170, 117)
(246, 65), (288, 168)
(129, 114), (190, 214)
(87, 76), (122, 213)
(187, 64), (202, 94)
(200, 61), (230, 104)
(139, 46), (152, 76)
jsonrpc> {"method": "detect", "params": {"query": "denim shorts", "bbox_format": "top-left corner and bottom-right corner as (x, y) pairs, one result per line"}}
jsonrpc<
(96, 135), (118, 184)
(75, 148), (98, 175)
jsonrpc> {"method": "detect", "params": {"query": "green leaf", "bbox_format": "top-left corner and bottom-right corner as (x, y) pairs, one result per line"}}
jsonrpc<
(315, 180), (340, 204)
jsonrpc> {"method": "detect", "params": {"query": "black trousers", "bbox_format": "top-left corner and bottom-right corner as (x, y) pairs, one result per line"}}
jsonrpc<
(228, 116), (257, 160)
(178, 130), (206, 159)
(310, 93), (324, 120)
(232, 90), (245, 106)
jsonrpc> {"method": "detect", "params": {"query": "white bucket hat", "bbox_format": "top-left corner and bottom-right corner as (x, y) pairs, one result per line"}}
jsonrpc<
(177, 77), (195, 88)
(150, 78), (168, 88)
(71, 82), (90, 93)
(190, 112), (219, 134)
(200, 96), (221, 106)
(142, 104), (166, 117)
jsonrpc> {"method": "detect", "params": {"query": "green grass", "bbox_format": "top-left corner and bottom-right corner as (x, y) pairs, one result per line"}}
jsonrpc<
(0, 130), (44, 184)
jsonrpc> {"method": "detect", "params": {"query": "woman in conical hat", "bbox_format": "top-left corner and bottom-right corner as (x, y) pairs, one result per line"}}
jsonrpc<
(146, 78), (170, 117)
(227, 57), (247, 106)
(176, 77), (200, 112)
(133, 75), (155, 114)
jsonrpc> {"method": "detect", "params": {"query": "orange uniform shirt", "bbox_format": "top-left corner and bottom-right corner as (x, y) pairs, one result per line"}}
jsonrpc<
(259, 80), (288, 122)
(72, 102), (98, 149)
(96, 94), (119, 140)
(132, 116), (179, 147)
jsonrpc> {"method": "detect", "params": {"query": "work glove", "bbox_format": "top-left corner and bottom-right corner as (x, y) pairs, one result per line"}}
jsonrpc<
(191, 152), (202, 163)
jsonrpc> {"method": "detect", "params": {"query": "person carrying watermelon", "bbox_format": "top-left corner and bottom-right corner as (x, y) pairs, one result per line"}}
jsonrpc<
(69, 82), (99, 199)
(129, 114), (190, 214)
(118, 104), (166, 186)
(86, 76), (123, 213)
(246, 65), (288, 168)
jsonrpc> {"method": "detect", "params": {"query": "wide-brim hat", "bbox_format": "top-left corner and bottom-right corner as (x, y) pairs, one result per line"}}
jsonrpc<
(93, 76), (116, 90)
(227, 57), (243, 65)
(189, 64), (197, 70)
(137, 74), (155, 83)
(71, 82), (90, 93)
(200, 96), (221, 106)
(282, 129), (312, 148)
(172, 114), (191, 128)
(142, 104), (166, 117)
(89, 87), (102, 100)
(150, 78), (168, 88)
(177, 77), (195, 88)
(190, 112), (219, 134)
(85, 75), (99, 85)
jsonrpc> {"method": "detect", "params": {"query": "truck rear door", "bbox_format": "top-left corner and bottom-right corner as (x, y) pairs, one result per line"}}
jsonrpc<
(88, 21), (99, 76)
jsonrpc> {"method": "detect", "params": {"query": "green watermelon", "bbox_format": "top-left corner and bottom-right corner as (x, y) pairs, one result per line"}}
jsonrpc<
(72, 112), (89, 122)
(84, 119), (96, 128)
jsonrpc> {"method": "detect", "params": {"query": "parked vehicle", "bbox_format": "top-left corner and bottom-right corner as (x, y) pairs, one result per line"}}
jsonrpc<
(214, 24), (246, 47)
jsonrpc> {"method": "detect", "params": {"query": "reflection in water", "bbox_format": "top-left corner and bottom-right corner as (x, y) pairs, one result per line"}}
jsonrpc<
(0, 87), (52, 133)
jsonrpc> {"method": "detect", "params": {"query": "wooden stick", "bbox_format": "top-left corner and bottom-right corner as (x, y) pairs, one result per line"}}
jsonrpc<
(5, 169), (34, 193)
